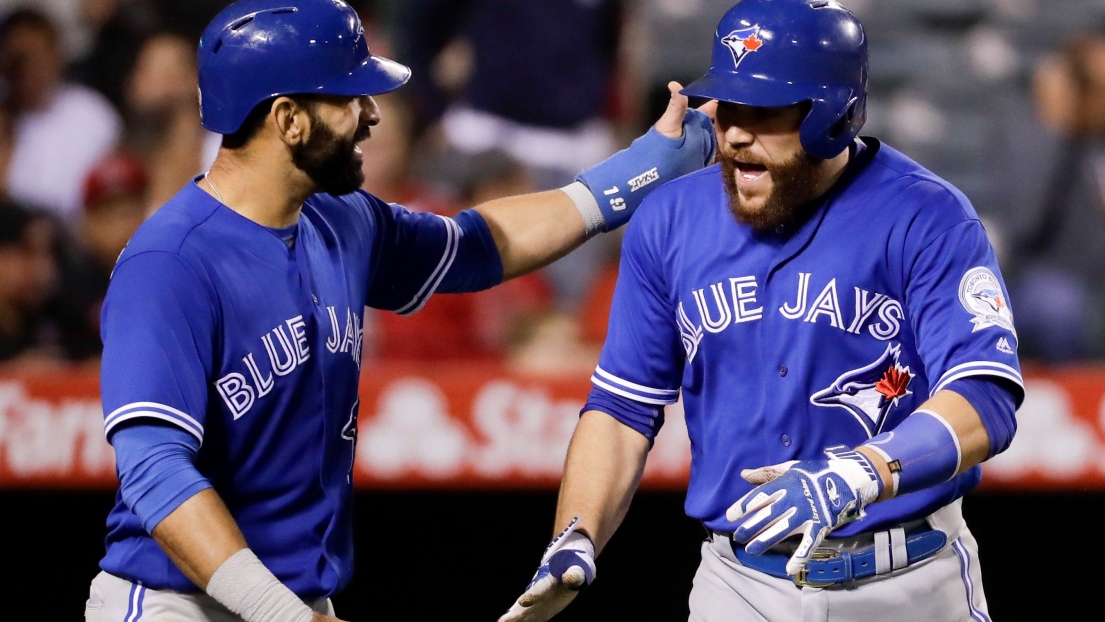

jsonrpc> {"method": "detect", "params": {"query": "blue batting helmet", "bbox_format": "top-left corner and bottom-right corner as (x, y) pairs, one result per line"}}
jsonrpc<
(197, 0), (411, 135)
(682, 0), (867, 159)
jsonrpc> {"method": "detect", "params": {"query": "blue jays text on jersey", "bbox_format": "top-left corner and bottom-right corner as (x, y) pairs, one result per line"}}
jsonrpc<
(97, 180), (501, 598)
(586, 139), (1024, 536)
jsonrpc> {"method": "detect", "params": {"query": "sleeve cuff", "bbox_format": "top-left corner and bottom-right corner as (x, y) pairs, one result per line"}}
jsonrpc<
(590, 366), (679, 406)
(929, 362), (1024, 403)
(104, 402), (205, 443)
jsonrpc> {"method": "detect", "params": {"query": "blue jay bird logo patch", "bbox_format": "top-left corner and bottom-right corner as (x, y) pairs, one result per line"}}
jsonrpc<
(720, 27), (764, 68)
(810, 344), (914, 437)
(959, 267), (1016, 336)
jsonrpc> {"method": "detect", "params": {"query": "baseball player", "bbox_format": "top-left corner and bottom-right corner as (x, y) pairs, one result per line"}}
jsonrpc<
(500, 1), (1022, 621)
(83, 1), (717, 620)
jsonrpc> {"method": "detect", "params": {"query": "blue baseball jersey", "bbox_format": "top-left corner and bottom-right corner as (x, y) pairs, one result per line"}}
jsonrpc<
(98, 180), (501, 597)
(589, 139), (1024, 534)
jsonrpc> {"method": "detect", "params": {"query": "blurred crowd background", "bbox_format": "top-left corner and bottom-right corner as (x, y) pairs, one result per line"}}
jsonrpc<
(1, 0), (1105, 373)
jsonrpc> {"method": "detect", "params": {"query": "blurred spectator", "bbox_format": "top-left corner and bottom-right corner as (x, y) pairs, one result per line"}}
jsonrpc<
(359, 91), (455, 211)
(402, 0), (625, 180)
(1002, 33), (1105, 361)
(43, 150), (148, 362)
(369, 145), (553, 362)
(504, 308), (602, 377)
(123, 31), (218, 214)
(0, 201), (62, 364)
(0, 7), (121, 224)
(142, 0), (235, 45)
(79, 149), (147, 273)
(400, 0), (631, 312)
(71, 0), (158, 110)
(628, 0), (734, 124)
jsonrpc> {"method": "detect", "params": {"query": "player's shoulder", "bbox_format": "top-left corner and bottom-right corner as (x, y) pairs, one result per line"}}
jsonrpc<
(630, 164), (725, 230)
(303, 189), (388, 233)
(863, 139), (979, 226)
(117, 182), (221, 268)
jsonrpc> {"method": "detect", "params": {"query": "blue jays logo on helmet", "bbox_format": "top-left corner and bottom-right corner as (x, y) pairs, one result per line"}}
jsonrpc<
(720, 26), (764, 69)
(811, 344), (914, 437)
(681, 0), (868, 160)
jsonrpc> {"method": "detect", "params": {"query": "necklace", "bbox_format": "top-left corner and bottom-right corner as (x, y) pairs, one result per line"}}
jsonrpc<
(204, 172), (224, 204)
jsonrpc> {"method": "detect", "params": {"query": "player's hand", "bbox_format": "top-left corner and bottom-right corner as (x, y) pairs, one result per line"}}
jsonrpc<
(725, 446), (883, 577)
(654, 81), (719, 140)
(310, 614), (349, 622)
(497, 517), (596, 622)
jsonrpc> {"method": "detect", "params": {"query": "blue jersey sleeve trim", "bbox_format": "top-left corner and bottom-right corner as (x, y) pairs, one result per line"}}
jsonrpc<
(104, 401), (205, 443)
(583, 387), (665, 444)
(929, 361), (1024, 404)
(431, 208), (504, 295)
(394, 214), (460, 315)
(591, 366), (679, 405)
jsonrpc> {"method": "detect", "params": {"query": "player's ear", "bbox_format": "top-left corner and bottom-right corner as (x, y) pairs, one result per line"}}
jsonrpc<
(270, 96), (310, 146)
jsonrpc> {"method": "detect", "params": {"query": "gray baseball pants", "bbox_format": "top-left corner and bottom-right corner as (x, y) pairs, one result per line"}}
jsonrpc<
(84, 571), (335, 621)
(688, 500), (991, 622)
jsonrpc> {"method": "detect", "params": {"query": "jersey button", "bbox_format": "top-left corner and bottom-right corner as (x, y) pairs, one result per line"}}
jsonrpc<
(781, 434), (791, 446)
(778, 364), (788, 377)
(311, 294), (319, 305)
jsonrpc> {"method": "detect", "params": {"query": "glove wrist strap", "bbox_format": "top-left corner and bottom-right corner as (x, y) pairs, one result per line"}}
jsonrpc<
(825, 446), (883, 507)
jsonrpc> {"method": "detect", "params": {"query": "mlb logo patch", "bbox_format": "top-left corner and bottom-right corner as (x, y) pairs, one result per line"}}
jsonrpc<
(720, 26), (764, 68)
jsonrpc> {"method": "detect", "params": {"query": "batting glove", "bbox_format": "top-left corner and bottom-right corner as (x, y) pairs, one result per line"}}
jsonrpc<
(498, 517), (596, 622)
(725, 446), (884, 577)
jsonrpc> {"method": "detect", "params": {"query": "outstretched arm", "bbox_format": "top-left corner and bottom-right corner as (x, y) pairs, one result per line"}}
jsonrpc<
(475, 83), (717, 280)
(498, 411), (650, 622)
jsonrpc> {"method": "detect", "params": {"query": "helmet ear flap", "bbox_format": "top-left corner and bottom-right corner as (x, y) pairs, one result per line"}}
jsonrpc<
(800, 93), (865, 159)
(827, 97), (860, 140)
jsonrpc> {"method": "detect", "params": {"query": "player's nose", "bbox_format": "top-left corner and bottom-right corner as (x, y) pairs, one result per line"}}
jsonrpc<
(360, 95), (381, 127)
(722, 123), (755, 148)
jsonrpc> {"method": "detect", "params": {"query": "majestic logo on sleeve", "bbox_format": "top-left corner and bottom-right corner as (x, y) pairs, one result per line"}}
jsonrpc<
(721, 27), (764, 68)
(811, 344), (914, 437)
(959, 267), (1016, 335)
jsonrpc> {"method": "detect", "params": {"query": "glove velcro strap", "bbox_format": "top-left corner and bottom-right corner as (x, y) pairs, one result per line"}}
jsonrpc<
(824, 445), (882, 507)
(538, 517), (596, 587)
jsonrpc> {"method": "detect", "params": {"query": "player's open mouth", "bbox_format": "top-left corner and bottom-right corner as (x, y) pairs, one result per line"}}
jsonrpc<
(734, 161), (769, 188)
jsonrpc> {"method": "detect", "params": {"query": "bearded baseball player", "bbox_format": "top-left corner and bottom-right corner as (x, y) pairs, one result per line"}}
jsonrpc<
(499, 1), (1022, 621)
(82, 0), (716, 620)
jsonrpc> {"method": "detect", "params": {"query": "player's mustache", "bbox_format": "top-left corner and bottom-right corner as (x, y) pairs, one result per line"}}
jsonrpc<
(719, 148), (771, 168)
(353, 124), (372, 143)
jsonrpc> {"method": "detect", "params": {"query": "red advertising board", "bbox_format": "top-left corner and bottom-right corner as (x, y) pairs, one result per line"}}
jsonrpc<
(0, 363), (1102, 490)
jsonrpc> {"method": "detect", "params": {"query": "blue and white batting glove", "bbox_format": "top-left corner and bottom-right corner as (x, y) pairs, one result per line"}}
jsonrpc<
(498, 517), (596, 622)
(726, 447), (884, 577)
(567, 108), (716, 236)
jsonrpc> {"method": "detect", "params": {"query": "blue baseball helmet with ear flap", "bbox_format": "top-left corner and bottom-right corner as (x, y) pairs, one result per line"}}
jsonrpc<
(682, 0), (868, 160)
(197, 0), (411, 135)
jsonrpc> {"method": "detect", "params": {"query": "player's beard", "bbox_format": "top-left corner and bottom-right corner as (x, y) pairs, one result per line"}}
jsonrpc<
(291, 112), (371, 196)
(720, 148), (825, 232)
